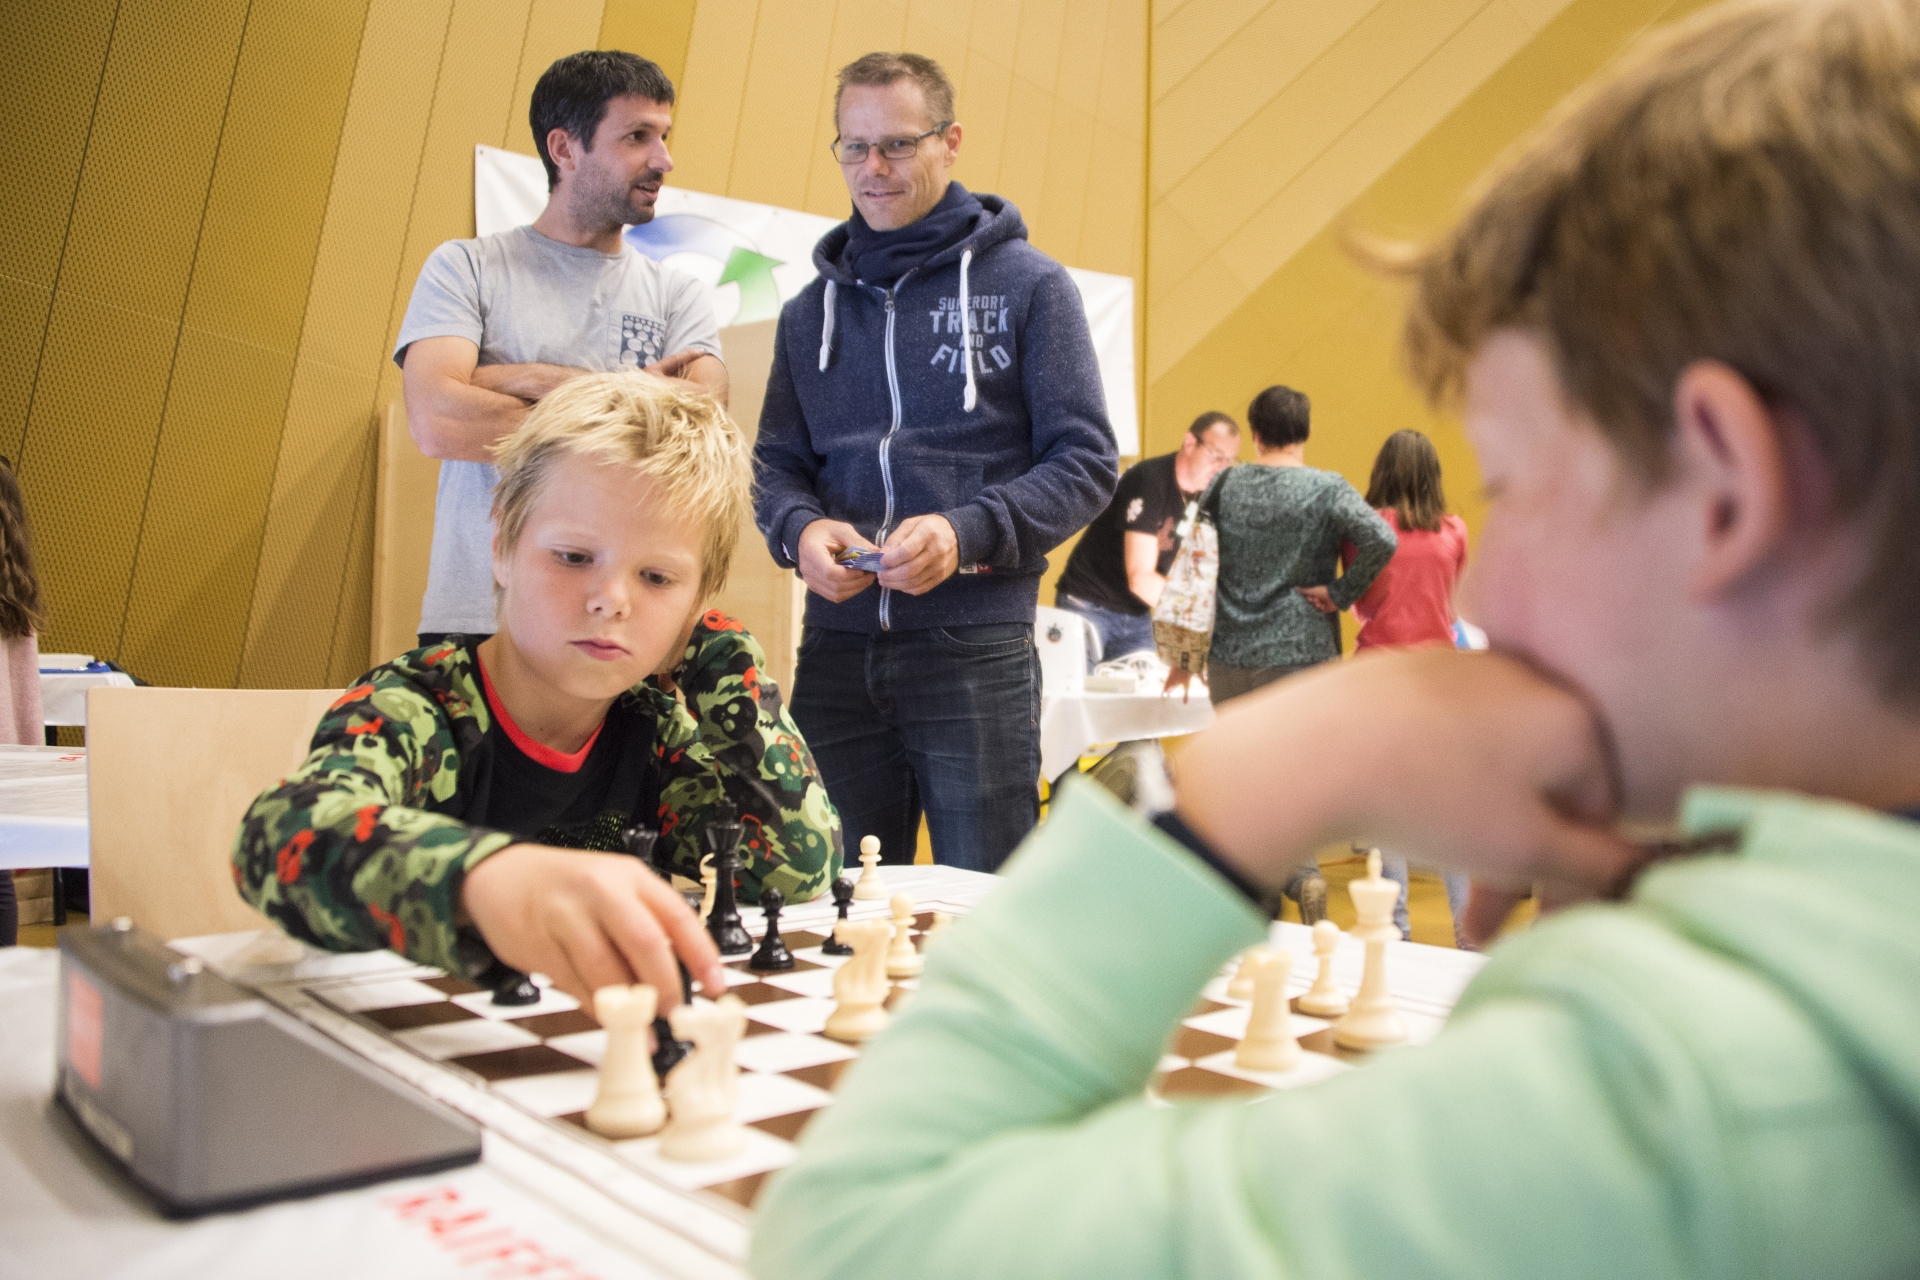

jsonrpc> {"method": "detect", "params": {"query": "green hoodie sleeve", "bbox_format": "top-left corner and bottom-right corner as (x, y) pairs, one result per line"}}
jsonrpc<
(751, 783), (1723, 1280)
(656, 612), (843, 904)
(230, 662), (514, 972)
(1327, 478), (1396, 611)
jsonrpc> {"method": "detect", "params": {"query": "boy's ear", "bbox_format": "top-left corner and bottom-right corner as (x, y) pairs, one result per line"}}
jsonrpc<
(1672, 360), (1792, 602)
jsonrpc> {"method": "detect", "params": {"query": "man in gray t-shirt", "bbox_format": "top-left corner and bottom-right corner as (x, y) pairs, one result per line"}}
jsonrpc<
(394, 50), (725, 642)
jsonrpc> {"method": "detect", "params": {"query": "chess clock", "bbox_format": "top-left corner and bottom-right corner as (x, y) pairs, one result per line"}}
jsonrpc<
(55, 919), (481, 1218)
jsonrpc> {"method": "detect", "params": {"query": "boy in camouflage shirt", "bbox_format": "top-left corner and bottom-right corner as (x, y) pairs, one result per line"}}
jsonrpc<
(236, 373), (841, 1007)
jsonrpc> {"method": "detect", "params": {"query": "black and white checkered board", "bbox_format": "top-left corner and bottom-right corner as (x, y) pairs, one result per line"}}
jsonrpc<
(295, 880), (1477, 1212)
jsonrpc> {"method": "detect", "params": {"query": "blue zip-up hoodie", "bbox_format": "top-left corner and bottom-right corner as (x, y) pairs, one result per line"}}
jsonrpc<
(753, 192), (1120, 633)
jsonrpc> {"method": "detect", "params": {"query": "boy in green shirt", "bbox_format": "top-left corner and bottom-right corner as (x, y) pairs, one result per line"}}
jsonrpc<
(752, 1), (1920, 1275)
(236, 372), (841, 1009)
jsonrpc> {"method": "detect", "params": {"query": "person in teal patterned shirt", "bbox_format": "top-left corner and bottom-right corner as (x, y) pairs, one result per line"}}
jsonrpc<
(235, 372), (841, 1010)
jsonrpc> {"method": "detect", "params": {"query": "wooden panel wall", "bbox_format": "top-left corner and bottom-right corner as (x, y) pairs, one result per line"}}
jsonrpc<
(1141, 0), (1719, 629)
(0, 0), (664, 691)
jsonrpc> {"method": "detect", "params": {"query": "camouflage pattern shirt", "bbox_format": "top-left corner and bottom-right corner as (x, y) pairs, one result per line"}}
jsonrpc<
(234, 613), (843, 975)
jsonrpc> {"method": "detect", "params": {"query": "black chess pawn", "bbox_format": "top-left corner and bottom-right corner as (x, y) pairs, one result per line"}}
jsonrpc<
(621, 823), (662, 877)
(490, 968), (540, 1007)
(702, 802), (753, 956)
(750, 887), (795, 972)
(820, 875), (856, 956)
(650, 1015), (691, 1079)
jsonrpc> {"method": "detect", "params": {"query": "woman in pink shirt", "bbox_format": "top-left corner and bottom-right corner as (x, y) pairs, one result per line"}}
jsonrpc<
(1350, 431), (1473, 945)
(1354, 430), (1469, 653)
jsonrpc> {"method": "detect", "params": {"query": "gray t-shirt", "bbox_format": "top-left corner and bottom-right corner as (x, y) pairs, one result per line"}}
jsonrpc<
(394, 224), (722, 635)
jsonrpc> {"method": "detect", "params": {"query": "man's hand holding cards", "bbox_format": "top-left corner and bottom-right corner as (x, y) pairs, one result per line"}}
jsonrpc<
(835, 547), (887, 573)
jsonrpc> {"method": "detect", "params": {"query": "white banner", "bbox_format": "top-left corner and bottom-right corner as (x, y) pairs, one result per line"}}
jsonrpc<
(474, 145), (1139, 453)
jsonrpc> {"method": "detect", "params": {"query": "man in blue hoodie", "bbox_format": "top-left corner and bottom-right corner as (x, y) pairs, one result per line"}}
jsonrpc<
(753, 53), (1118, 873)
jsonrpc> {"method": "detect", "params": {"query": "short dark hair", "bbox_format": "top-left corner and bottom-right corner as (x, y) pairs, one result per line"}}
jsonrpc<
(1186, 411), (1238, 441)
(1246, 386), (1310, 449)
(835, 53), (955, 132)
(529, 50), (675, 190)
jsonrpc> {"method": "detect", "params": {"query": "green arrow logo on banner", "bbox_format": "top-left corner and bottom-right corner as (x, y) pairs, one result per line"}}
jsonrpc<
(717, 247), (784, 323)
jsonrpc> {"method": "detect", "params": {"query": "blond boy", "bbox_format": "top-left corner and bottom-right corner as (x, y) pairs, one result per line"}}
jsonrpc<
(237, 373), (841, 1008)
(752, 1), (1920, 1275)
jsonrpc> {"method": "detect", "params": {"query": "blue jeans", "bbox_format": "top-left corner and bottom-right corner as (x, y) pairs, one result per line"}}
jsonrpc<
(789, 624), (1041, 874)
(1055, 591), (1155, 671)
(1379, 855), (1473, 947)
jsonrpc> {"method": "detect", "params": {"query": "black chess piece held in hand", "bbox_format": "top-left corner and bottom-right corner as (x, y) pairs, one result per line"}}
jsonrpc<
(703, 802), (753, 956)
(621, 823), (667, 880)
(820, 875), (856, 956)
(750, 887), (795, 972)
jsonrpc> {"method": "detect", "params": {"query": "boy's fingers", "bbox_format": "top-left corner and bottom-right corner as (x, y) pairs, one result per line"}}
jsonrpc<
(599, 891), (695, 1014)
(548, 911), (638, 1004)
(635, 873), (727, 996)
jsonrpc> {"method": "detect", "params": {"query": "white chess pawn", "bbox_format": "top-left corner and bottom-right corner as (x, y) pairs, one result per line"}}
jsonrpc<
(1295, 919), (1350, 1016)
(659, 996), (750, 1163)
(884, 893), (924, 979)
(585, 984), (666, 1138)
(1333, 850), (1409, 1050)
(823, 917), (893, 1042)
(1225, 945), (1261, 1001)
(699, 852), (717, 922)
(1234, 949), (1301, 1073)
(852, 834), (888, 900)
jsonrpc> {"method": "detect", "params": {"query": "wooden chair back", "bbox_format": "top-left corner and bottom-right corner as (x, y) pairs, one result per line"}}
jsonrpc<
(87, 686), (340, 940)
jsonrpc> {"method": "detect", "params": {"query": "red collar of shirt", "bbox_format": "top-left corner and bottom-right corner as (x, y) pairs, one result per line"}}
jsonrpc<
(476, 653), (605, 774)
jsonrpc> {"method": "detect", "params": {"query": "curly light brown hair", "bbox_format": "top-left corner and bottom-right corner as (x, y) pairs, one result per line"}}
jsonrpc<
(1403, 0), (1920, 703)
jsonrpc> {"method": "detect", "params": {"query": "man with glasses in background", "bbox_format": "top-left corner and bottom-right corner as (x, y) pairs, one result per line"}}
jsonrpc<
(1055, 411), (1242, 669)
(753, 52), (1117, 873)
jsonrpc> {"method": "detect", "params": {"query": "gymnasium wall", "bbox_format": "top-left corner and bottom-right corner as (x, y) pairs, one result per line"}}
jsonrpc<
(1142, 0), (1719, 579)
(2, 0), (1717, 692)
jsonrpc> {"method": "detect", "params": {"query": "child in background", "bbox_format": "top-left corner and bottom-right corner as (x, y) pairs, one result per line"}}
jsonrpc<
(752, 1), (1920, 1274)
(0, 458), (43, 947)
(236, 373), (841, 1008)
(1352, 429), (1473, 944)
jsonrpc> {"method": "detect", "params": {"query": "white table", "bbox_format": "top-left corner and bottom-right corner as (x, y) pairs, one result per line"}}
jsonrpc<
(0, 744), (87, 871)
(38, 656), (134, 728)
(1039, 687), (1216, 781)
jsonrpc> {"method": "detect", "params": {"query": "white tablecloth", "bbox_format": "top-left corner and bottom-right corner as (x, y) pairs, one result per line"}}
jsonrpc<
(39, 669), (134, 727)
(1038, 688), (1216, 780)
(0, 744), (87, 869)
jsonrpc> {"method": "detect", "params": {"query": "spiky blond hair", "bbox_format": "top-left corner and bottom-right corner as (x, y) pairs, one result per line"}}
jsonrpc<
(490, 371), (749, 599)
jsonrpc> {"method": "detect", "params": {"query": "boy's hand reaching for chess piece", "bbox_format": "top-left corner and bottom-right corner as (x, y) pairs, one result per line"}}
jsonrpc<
(1173, 646), (1644, 945)
(462, 845), (726, 1009)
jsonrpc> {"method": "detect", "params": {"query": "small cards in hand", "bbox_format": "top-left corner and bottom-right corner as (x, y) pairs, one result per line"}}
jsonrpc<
(835, 547), (886, 572)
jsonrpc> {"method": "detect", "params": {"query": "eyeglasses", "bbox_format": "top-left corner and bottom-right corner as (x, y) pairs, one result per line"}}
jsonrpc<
(829, 123), (951, 165)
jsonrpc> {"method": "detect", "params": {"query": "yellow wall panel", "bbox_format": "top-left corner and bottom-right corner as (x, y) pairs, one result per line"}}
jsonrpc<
(120, 332), (295, 685)
(374, 0), (537, 412)
(0, 0), (118, 290)
(503, 0), (611, 159)
(182, 0), (367, 346)
(1053, 0), (1112, 112)
(1095, 0), (1147, 134)
(54, 0), (249, 315)
(293, 0), (454, 375)
(1216, 2), (1537, 292)
(0, 280), (52, 464)
(1158, 0), (1484, 251)
(1077, 122), (1143, 278)
(1038, 99), (1099, 266)
(902, 4), (973, 82)
(240, 0), (452, 688)
(24, 296), (181, 657)
(1011, 0), (1067, 92)
(599, 0), (699, 83)
(326, 439), (380, 687)
(239, 365), (381, 689)
(670, 0), (761, 193)
(1150, 0), (1266, 98)
(948, 48), (1011, 201)
(727, 6), (837, 209)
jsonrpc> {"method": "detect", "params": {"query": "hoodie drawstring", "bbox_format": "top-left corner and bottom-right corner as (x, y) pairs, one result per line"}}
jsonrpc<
(959, 248), (977, 412)
(818, 280), (837, 372)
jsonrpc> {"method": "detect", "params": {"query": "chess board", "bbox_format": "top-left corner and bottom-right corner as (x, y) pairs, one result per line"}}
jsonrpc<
(198, 865), (1482, 1272)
